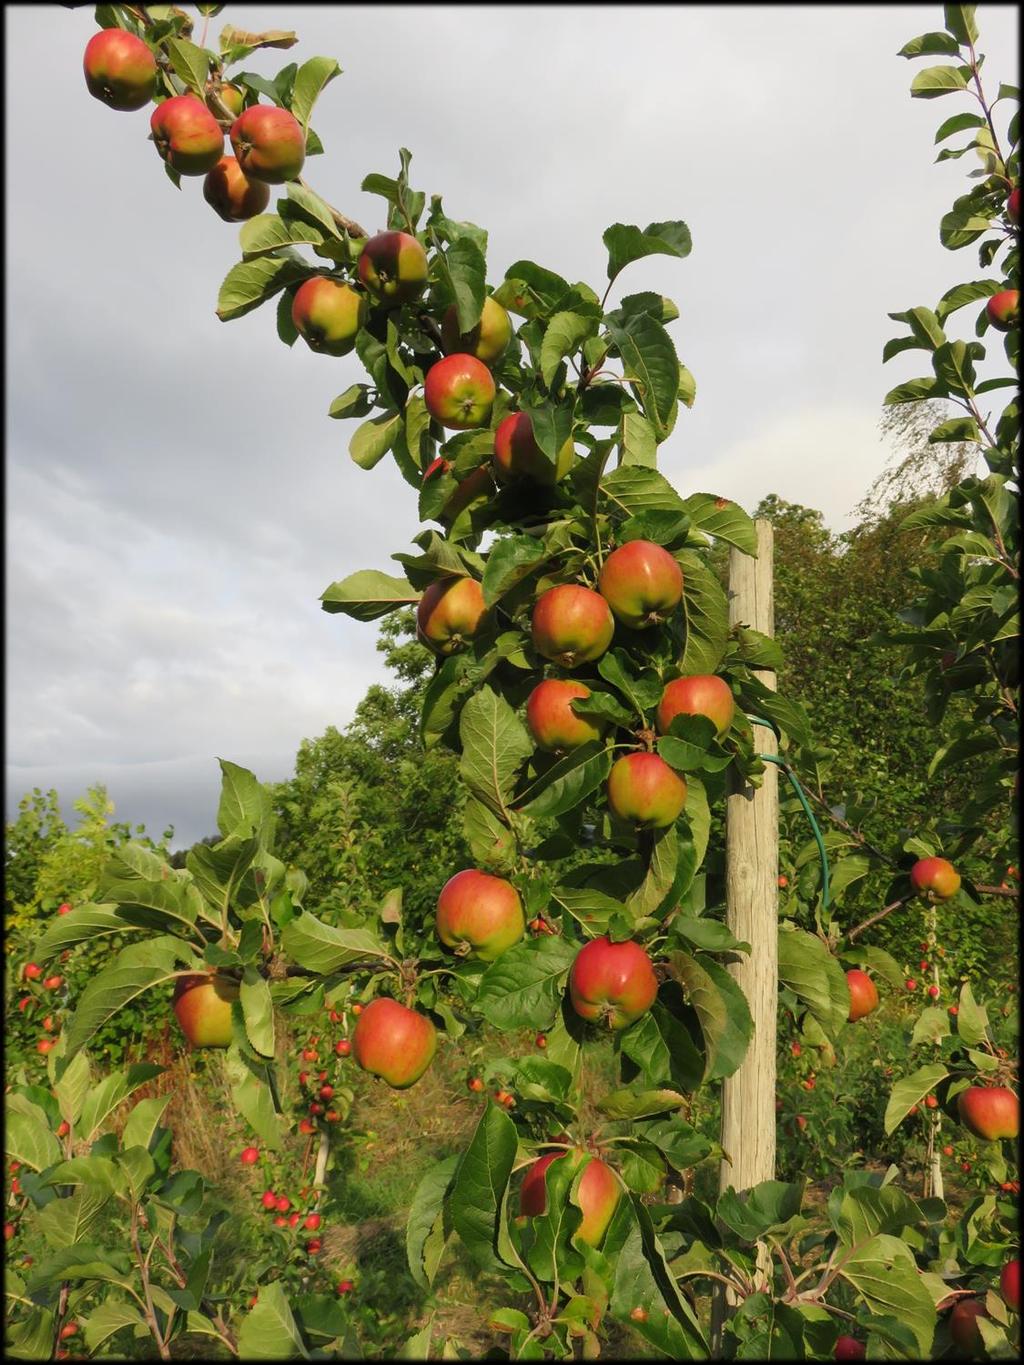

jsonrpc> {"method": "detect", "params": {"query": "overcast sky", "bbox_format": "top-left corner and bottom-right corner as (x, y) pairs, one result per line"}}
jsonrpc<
(5, 4), (1019, 848)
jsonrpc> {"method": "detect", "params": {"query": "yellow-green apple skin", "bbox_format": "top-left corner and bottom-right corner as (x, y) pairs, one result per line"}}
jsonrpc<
(441, 296), (513, 364)
(435, 869), (525, 961)
(84, 29), (157, 111)
(357, 231), (429, 305)
(209, 82), (245, 119)
(203, 155), (270, 221)
(416, 576), (486, 654)
(657, 675), (735, 738)
(173, 972), (238, 1047)
(598, 540), (683, 629)
(607, 752), (687, 828)
(291, 277), (368, 356)
(230, 105), (305, 184)
(531, 585), (614, 668)
(526, 679), (606, 751)
(909, 856), (960, 901)
(423, 354), (496, 430)
(151, 95), (224, 176)
(493, 412), (573, 484)
(352, 997), (436, 1088)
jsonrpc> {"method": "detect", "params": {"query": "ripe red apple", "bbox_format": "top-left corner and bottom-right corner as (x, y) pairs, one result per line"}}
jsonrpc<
(57, 903), (72, 916)
(986, 289), (1019, 332)
(927, 984), (940, 999)
(291, 277), (367, 355)
(535, 1034), (547, 1048)
(306, 1238), (322, 1255)
(240, 1146), (259, 1165)
(943, 1144), (954, 1157)
(336, 1279), (355, 1295)
(791, 1042), (802, 1057)
(909, 857), (961, 901)
(598, 540), (683, 629)
(334, 1039), (351, 1057)
(526, 679), (606, 752)
(4, 1224), (14, 1242)
(845, 969), (879, 1022)
(23, 964), (42, 981)
(273, 1215), (287, 1228)
(925, 1095), (938, 1109)
(607, 751), (687, 828)
(301, 1047), (318, 1062)
(43, 976), (63, 990)
(519, 1150), (620, 1247)
(833, 1336), (865, 1360)
(37, 1039), (55, 1054)
(298, 1118), (316, 1135)
(492, 412), (573, 484)
(467, 1076), (485, 1093)
(304, 1213), (321, 1231)
(357, 231), (428, 305)
(531, 584), (614, 668)
(657, 674), (735, 738)
(416, 575), (486, 654)
(778, 875), (789, 888)
(352, 997), (437, 1088)
(1008, 188), (1021, 225)
(957, 1085), (1019, 1140)
(569, 936), (658, 1029)
(230, 106), (305, 184)
(59, 1323), (80, 1341)
(949, 1298), (987, 1352)
(275, 1196), (290, 1213)
(150, 95), (224, 176)
(436, 869), (525, 961)
(261, 1190), (277, 1209)
(83, 29), (157, 111)
(441, 296), (513, 364)
(319, 1084), (334, 1100)
(203, 154), (270, 222)
(172, 972), (238, 1048)
(1001, 1259), (1020, 1311)
(424, 354), (496, 430)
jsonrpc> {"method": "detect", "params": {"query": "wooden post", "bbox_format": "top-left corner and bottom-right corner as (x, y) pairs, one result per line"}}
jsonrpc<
(712, 519), (779, 1347)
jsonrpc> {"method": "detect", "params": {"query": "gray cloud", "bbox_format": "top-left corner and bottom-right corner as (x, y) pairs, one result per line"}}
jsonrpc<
(5, 4), (1017, 845)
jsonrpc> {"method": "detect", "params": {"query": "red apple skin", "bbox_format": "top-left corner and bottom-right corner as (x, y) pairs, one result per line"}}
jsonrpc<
(357, 231), (428, 305)
(352, 997), (436, 1088)
(84, 29), (157, 111)
(526, 680), (606, 752)
(957, 1085), (1019, 1140)
(441, 297), (512, 365)
(416, 576), (486, 654)
(436, 870), (525, 961)
(607, 752), (687, 829)
(493, 412), (573, 485)
(657, 675), (735, 739)
(423, 354), (496, 430)
(291, 277), (368, 356)
(598, 540), (684, 629)
(1001, 1259), (1020, 1311)
(173, 973), (238, 1048)
(833, 1338), (866, 1361)
(531, 585), (614, 668)
(519, 1150), (620, 1246)
(1008, 188), (1021, 226)
(230, 106), (305, 184)
(845, 969), (879, 1022)
(151, 95), (225, 176)
(986, 289), (1019, 332)
(948, 1298), (987, 1352)
(909, 856), (961, 901)
(203, 155), (270, 222)
(569, 936), (658, 1030)
(441, 464), (494, 524)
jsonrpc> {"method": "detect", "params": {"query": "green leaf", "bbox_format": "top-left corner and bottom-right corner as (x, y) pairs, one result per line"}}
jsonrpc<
(619, 410), (658, 466)
(517, 742), (613, 820)
(600, 464), (690, 519)
(928, 416), (980, 443)
(216, 253), (308, 321)
(883, 1064), (950, 1134)
(449, 1103), (518, 1270)
(540, 311), (598, 388)
(954, 980), (989, 1047)
(32, 904), (144, 962)
(496, 260), (572, 318)
(350, 411), (401, 470)
(777, 928), (849, 1039)
(911, 64), (969, 97)
(459, 686), (533, 819)
(476, 937), (576, 1032)
(899, 31), (962, 58)
(290, 55), (340, 131)
(608, 1202), (709, 1357)
(663, 951), (753, 1081)
(237, 1280), (309, 1360)
(279, 912), (390, 973)
(435, 236), (487, 335)
(598, 1087), (688, 1119)
(121, 1095), (173, 1153)
(164, 37), (211, 96)
(603, 220), (692, 282)
(943, 4), (978, 45)
(63, 960), (177, 1062)
(407, 1154), (459, 1290)
(240, 969), (276, 1057)
(606, 314), (680, 440)
(836, 1234), (940, 1356)
(481, 534), (549, 606)
(320, 569), (418, 620)
(884, 377), (947, 404)
(677, 551), (730, 675)
(238, 213), (324, 259)
(6, 1109), (62, 1172)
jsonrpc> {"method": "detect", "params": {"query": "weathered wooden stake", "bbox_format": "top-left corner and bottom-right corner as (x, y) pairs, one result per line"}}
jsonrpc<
(712, 518), (779, 1347)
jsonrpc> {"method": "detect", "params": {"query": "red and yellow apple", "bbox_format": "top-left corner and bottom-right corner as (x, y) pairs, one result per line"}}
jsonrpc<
(173, 972), (238, 1047)
(492, 411), (573, 485)
(352, 997), (436, 1088)
(416, 576), (486, 654)
(598, 540), (683, 629)
(151, 95), (224, 176)
(441, 296), (513, 364)
(203, 154), (270, 222)
(525, 679), (606, 751)
(909, 857), (960, 901)
(845, 969), (879, 1023)
(531, 584), (614, 668)
(569, 936), (658, 1030)
(357, 231), (428, 306)
(230, 105), (305, 184)
(987, 289), (1019, 332)
(607, 751), (687, 828)
(209, 82), (245, 119)
(84, 29), (157, 111)
(957, 1085), (1018, 1140)
(290, 277), (368, 356)
(657, 675), (735, 738)
(424, 354), (496, 430)
(435, 869), (525, 961)
(519, 1150), (620, 1247)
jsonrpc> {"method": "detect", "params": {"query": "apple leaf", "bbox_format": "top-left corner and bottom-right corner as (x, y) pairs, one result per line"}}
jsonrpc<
(883, 1063), (950, 1134)
(291, 55), (341, 131)
(164, 37), (210, 97)
(517, 742), (612, 821)
(676, 551), (730, 677)
(476, 937), (576, 1032)
(496, 261), (572, 319)
(216, 252), (308, 321)
(448, 1103), (518, 1271)
(836, 1235), (940, 1356)
(777, 927), (850, 1039)
(898, 31), (962, 58)
(599, 464), (690, 519)
(349, 410), (402, 470)
(663, 951), (752, 1081)
(540, 311), (598, 388)
(619, 410), (657, 466)
(434, 236), (486, 335)
(407, 1154), (459, 1290)
(603, 220), (692, 283)
(605, 315), (679, 441)
(679, 493), (758, 556)
(910, 64), (969, 98)
(459, 686), (533, 820)
(607, 1203), (709, 1358)
(319, 569), (418, 621)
